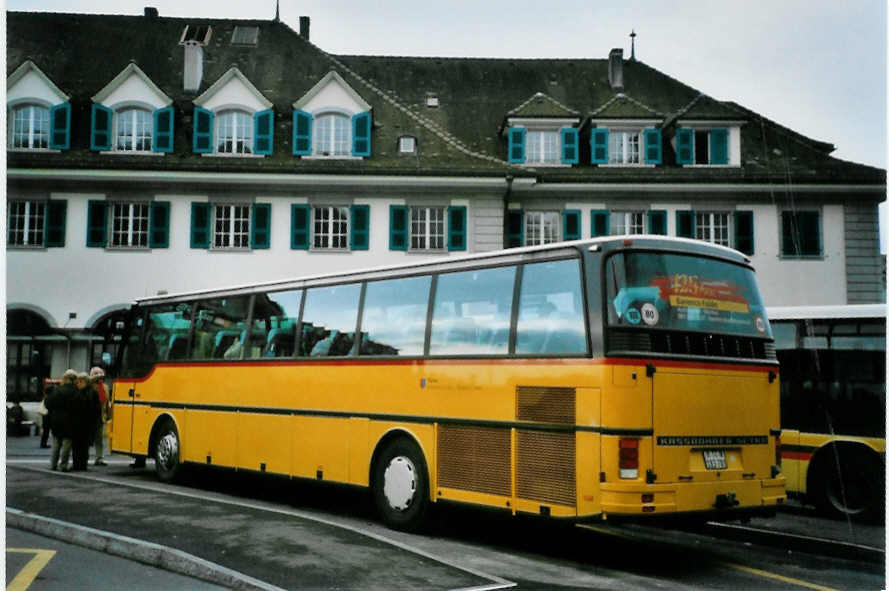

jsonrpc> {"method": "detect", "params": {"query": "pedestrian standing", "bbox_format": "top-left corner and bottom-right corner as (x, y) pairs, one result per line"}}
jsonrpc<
(38, 383), (52, 448)
(70, 372), (100, 472)
(90, 367), (109, 466)
(46, 369), (77, 471)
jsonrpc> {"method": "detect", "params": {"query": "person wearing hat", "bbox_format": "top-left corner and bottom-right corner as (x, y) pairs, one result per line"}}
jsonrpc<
(90, 367), (109, 466)
(70, 371), (101, 471)
(45, 369), (77, 471)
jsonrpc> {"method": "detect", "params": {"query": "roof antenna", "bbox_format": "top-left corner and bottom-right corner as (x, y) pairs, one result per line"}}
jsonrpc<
(274, 0), (280, 22)
(629, 29), (637, 61)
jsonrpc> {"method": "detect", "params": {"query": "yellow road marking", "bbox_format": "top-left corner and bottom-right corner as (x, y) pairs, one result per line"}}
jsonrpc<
(6, 549), (56, 591)
(576, 524), (840, 591)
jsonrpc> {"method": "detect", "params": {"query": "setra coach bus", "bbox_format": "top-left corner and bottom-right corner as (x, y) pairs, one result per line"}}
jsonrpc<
(110, 236), (785, 530)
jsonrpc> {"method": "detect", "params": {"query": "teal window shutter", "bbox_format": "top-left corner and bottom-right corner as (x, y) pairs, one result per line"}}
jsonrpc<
(647, 210), (667, 235)
(643, 128), (662, 164)
(562, 210), (581, 241)
(49, 103), (71, 150)
(561, 128), (579, 164)
(86, 201), (108, 247)
(292, 110), (312, 155)
(90, 104), (112, 151)
(676, 128), (694, 165)
(591, 210), (610, 237)
(253, 109), (274, 155)
(676, 211), (695, 238)
(389, 205), (408, 250)
(149, 201), (171, 248)
(505, 210), (524, 248)
(291, 204), (310, 249)
(710, 128), (729, 164)
(251, 203), (271, 249)
(193, 107), (214, 154)
(447, 206), (467, 251)
(591, 128), (609, 164)
(45, 200), (67, 247)
(734, 210), (754, 255)
(352, 111), (371, 157)
(507, 127), (526, 163)
(190, 202), (211, 248)
(350, 204), (370, 250)
(153, 106), (174, 153)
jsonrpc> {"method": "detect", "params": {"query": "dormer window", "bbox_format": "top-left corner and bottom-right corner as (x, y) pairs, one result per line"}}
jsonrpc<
(526, 130), (559, 164)
(216, 110), (254, 154)
(11, 105), (50, 149)
(292, 72), (373, 160)
(7, 61), (71, 151)
(609, 131), (640, 165)
(115, 108), (153, 152)
(506, 121), (579, 166)
(676, 126), (732, 166)
(590, 123), (662, 166)
(313, 112), (350, 157)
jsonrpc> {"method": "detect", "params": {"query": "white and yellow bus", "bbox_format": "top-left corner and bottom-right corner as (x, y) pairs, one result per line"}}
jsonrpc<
(111, 236), (784, 530)
(769, 304), (885, 522)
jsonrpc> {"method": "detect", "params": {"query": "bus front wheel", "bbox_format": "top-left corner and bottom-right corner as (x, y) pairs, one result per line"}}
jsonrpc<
(154, 421), (181, 483)
(811, 447), (884, 523)
(371, 438), (429, 532)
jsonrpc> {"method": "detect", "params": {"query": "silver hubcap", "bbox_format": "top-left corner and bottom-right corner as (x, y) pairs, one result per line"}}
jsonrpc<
(157, 432), (178, 470)
(383, 455), (417, 511)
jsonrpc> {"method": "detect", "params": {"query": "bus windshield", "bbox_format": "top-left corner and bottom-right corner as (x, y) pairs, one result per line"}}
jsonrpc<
(606, 252), (770, 338)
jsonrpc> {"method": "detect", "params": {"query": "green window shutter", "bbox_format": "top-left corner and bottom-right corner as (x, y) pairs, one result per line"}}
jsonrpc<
(86, 201), (108, 247)
(149, 201), (171, 248)
(505, 210), (524, 248)
(292, 110), (312, 155)
(49, 103), (71, 150)
(350, 204), (370, 250)
(507, 127), (526, 163)
(734, 210), (754, 255)
(389, 205), (408, 251)
(291, 204), (310, 249)
(643, 128), (662, 164)
(190, 202), (211, 248)
(45, 200), (67, 247)
(591, 210), (610, 237)
(153, 106), (174, 153)
(676, 128), (694, 165)
(251, 203), (271, 249)
(562, 209), (581, 241)
(560, 128), (579, 164)
(676, 210), (695, 238)
(647, 210), (667, 235)
(352, 111), (371, 157)
(193, 107), (214, 154)
(253, 109), (274, 155)
(90, 104), (112, 151)
(710, 128), (729, 165)
(591, 128), (609, 164)
(447, 206), (467, 251)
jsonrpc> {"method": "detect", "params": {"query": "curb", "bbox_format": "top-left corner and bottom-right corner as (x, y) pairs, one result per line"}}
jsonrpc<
(6, 508), (287, 591)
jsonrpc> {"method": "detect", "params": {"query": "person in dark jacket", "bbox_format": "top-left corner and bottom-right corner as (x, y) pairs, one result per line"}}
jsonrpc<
(70, 372), (101, 472)
(46, 369), (77, 471)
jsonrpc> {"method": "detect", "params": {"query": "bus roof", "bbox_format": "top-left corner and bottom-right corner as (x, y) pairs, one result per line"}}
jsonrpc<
(767, 304), (887, 321)
(133, 235), (751, 306)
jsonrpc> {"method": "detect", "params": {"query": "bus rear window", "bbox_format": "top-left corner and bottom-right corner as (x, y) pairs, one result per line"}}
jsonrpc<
(606, 252), (770, 338)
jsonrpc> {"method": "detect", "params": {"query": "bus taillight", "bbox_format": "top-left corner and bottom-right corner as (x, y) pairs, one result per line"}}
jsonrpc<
(619, 438), (639, 479)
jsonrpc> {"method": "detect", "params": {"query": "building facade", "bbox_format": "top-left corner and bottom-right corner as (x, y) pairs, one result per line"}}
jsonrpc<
(6, 9), (885, 400)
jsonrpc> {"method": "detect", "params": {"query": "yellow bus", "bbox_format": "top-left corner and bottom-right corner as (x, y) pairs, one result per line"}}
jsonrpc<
(110, 236), (784, 530)
(769, 304), (885, 522)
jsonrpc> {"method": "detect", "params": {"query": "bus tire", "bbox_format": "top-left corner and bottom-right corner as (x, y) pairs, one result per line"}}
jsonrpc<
(371, 437), (429, 532)
(810, 446), (884, 523)
(154, 420), (181, 483)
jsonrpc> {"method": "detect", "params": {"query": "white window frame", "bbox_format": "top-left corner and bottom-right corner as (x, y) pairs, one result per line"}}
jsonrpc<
(611, 211), (645, 235)
(525, 211), (560, 246)
(110, 201), (150, 249)
(695, 211), (731, 247)
(313, 113), (351, 157)
(409, 206), (445, 251)
(114, 107), (153, 152)
(212, 204), (251, 249)
(525, 130), (559, 165)
(398, 136), (417, 154)
(312, 205), (350, 250)
(608, 130), (641, 165)
(216, 110), (253, 155)
(10, 104), (50, 150)
(7, 200), (46, 247)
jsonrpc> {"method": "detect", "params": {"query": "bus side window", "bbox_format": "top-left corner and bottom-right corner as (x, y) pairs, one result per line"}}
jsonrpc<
(360, 276), (430, 356)
(516, 259), (587, 355)
(300, 284), (361, 357)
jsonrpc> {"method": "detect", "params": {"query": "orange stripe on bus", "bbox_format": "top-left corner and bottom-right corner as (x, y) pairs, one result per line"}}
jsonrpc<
(781, 450), (813, 461)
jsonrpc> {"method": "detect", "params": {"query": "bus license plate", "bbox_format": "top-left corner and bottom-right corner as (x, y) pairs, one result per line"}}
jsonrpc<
(702, 450), (727, 470)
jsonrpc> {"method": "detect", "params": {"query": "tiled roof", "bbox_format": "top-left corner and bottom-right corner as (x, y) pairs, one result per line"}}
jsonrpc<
(6, 10), (885, 185)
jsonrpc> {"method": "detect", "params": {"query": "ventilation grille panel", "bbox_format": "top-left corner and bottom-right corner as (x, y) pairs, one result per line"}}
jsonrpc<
(517, 430), (576, 507)
(437, 425), (511, 497)
(516, 386), (576, 425)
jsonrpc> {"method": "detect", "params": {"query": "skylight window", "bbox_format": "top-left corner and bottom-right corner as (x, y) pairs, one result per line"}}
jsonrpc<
(425, 93), (439, 108)
(231, 26), (260, 46)
(179, 24), (212, 45)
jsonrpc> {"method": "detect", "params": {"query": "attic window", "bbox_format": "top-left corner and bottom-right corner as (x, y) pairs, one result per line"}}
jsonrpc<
(232, 26), (260, 46)
(398, 136), (416, 154)
(425, 93), (439, 108)
(180, 24), (212, 45)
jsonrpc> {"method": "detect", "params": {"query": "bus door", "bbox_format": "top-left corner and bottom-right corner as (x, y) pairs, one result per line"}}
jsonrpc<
(650, 365), (775, 487)
(110, 310), (145, 455)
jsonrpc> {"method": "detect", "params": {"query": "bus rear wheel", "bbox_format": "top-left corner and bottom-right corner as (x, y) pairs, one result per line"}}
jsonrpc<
(811, 448), (883, 523)
(371, 438), (429, 532)
(154, 421), (181, 483)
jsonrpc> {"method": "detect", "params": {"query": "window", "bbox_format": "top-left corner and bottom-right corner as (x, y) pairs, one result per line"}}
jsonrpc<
(300, 283), (361, 356)
(516, 259), (587, 355)
(609, 131), (640, 164)
(216, 111), (253, 154)
(190, 297), (252, 360)
(11, 105), (50, 149)
(676, 127), (730, 165)
(110, 202), (150, 248)
(213, 204), (251, 249)
(313, 206), (349, 249)
(251, 290), (303, 358)
(782, 210), (821, 256)
(115, 108), (153, 152)
(410, 206), (445, 250)
(360, 275), (431, 356)
(525, 211), (560, 246)
(526, 130), (559, 164)
(399, 136), (416, 154)
(313, 113), (350, 156)
(7, 200), (45, 246)
(695, 212), (730, 247)
(611, 211), (645, 235)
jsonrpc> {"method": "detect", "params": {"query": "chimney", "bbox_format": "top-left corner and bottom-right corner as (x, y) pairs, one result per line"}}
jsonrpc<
(144, 6), (158, 19)
(183, 41), (204, 93)
(608, 48), (624, 91)
(299, 16), (310, 41)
